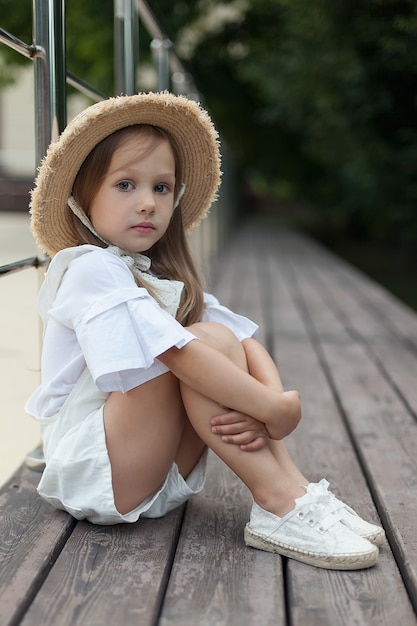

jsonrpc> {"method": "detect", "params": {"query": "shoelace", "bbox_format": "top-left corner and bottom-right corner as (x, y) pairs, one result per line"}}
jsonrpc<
(294, 492), (342, 533)
(306, 478), (347, 514)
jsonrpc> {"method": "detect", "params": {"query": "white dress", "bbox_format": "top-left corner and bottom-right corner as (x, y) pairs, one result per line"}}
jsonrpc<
(25, 245), (258, 524)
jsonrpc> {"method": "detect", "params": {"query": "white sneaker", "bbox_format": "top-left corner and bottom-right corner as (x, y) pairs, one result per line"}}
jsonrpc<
(244, 493), (378, 570)
(307, 479), (385, 547)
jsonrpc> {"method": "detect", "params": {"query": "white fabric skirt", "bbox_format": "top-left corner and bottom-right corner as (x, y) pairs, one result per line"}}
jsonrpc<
(37, 368), (207, 524)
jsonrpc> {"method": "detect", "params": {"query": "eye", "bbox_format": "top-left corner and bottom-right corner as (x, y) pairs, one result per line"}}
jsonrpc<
(117, 180), (133, 191)
(155, 183), (170, 194)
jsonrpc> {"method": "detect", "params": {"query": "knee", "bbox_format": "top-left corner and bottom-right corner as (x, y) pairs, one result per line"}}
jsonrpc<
(187, 322), (246, 366)
(187, 321), (236, 348)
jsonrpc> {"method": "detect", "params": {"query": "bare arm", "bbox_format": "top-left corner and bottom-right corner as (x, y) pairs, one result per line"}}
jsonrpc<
(243, 337), (285, 389)
(210, 337), (301, 445)
(158, 339), (301, 439)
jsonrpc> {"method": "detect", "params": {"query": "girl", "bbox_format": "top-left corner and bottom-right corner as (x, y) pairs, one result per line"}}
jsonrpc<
(26, 92), (383, 570)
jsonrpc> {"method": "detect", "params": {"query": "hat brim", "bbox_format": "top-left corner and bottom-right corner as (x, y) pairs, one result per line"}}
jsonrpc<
(30, 92), (221, 256)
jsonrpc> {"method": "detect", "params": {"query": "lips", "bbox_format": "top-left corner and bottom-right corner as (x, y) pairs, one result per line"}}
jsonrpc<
(131, 222), (155, 233)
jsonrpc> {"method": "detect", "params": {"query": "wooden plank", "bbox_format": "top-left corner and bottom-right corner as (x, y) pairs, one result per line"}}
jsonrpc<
(160, 453), (286, 626)
(287, 546), (416, 626)
(20, 508), (184, 626)
(1, 222), (415, 626)
(280, 230), (417, 552)
(285, 236), (417, 417)
(366, 337), (417, 415)
(281, 228), (417, 346)
(271, 228), (417, 620)
(321, 341), (417, 613)
(0, 464), (75, 626)
(208, 232), (268, 345)
(211, 224), (417, 624)
(320, 245), (417, 349)
(277, 335), (416, 626)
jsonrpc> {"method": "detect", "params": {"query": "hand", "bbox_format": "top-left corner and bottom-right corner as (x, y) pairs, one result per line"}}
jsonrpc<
(211, 410), (269, 452)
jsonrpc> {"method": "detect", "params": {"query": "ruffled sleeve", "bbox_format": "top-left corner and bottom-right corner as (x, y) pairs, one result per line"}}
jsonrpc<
(46, 246), (197, 392)
(202, 293), (259, 340)
(76, 290), (196, 391)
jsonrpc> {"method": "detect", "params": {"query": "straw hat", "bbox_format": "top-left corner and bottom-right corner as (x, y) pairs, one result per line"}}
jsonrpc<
(30, 92), (221, 256)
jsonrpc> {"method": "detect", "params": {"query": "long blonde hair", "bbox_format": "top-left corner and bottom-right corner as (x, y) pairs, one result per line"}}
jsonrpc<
(71, 125), (205, 325)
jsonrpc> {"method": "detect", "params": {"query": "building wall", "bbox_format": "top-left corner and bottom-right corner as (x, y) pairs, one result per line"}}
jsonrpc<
(0, 65), (36, 177)
(0, 66), (88, 210)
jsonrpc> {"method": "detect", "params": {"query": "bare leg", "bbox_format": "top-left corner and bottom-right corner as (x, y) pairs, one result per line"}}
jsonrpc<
(180, 323), (307, 517)
(103, 372), (205, 514)
(241, 337), (309, 487)
(169, 325), (380, 569)
(104, 322), (306, 517)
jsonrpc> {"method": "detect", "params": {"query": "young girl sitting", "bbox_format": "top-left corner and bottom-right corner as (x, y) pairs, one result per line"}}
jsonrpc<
(26, 92), (384, 570)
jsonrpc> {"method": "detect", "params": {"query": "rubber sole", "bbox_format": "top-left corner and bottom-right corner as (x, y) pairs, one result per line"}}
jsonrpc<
(244, 526), (378, 571)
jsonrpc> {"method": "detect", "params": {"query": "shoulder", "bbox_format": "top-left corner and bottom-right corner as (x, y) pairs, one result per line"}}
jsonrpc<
(53, 245), (129, 272)
(39, 246), (137, 319)
(51, 245), (135, 288)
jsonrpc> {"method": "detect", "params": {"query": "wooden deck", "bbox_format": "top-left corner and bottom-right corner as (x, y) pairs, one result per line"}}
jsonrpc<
(1, 221), (416, 625)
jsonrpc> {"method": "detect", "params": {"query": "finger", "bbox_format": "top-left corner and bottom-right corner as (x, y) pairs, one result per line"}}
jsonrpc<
(211, 411), (245, 426)
(240, 437), (268, 452)
(220, 431), (261, 445)
(211, 422), (249, 436)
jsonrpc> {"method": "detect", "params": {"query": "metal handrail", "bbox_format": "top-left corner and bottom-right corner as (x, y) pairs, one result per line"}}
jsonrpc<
(136, 0), (197, 94)
(0, 2), (235, 274)
(66, 71), (107, 102)
(0, 27), (40, 59)
(0, 27), (107, 103)
(0, 1), (235, 276)
(0, 256), (48, 277)
(0, 2), (235, 474)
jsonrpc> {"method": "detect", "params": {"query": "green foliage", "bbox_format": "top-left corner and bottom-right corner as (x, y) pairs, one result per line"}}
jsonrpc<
(0, 0), (114, 92)
(0, 0), (32, 85)
(1, 0), (417, 247)
(187, 0), (417, 247)
(65, 0), (114, 93)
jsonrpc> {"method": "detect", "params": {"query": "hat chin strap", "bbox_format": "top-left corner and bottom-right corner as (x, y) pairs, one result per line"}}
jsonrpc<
(68, 196), (109, 245)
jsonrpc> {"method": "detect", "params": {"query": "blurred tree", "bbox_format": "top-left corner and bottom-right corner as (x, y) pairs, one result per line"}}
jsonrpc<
(0, 0), (114, 92)
(184, 0), (417, 246)
(1, 0), (417, 248)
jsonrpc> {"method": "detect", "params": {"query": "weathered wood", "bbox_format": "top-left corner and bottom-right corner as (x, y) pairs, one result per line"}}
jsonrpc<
(0, 465), (75, 626)
(314, 240), (417, 349)
(287, 547), (417, 626)
(160, 453), (286, 626)
(276, 230), (417, 609)
(20, 509), (184, 626)
(213, 225), (417, 624)
(268, 228), (417, 621)
(1, 222), (417, 625)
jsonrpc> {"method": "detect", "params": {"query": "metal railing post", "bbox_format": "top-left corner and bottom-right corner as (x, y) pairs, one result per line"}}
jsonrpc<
(151, 38), (172, 91)
(32, 0), (67, 165)
(114, 0), (139, 95)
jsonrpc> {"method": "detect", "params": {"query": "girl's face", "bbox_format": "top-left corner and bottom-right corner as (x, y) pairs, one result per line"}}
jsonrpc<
(89, 132), (176, 253)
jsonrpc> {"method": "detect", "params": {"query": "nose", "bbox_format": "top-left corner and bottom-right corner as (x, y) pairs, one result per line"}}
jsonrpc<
(136, 188), (156, 214)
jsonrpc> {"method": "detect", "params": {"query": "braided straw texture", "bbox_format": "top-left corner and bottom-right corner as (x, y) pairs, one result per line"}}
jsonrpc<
(30, 92), (221, 256)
